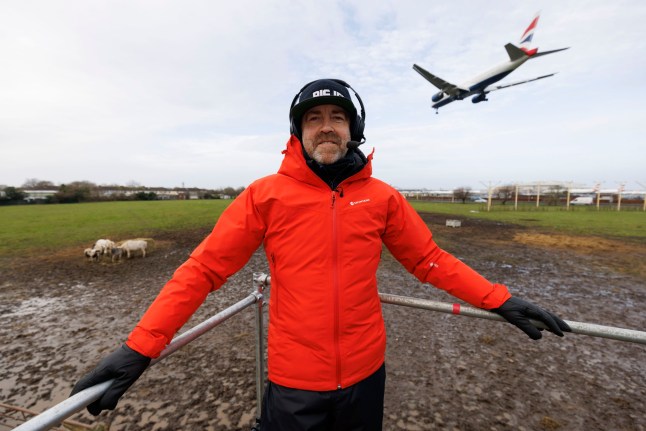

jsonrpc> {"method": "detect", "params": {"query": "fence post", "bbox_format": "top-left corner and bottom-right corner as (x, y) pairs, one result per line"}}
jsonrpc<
(253, 273), (270, 426)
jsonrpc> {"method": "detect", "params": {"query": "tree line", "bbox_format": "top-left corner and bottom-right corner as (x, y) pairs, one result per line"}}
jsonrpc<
(0, 179), (245, 205)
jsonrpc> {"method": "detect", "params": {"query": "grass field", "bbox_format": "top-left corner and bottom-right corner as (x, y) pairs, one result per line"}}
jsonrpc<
(0, 200), (231, 257)
(410, 201), (646, 238)
(1, 200), (644, 258)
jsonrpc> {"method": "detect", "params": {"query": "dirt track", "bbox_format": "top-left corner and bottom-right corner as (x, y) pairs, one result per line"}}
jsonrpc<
(1, 213), (645, 430)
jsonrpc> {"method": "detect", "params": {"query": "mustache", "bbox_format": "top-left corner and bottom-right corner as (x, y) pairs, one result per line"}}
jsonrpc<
(313, 132), (343, 146)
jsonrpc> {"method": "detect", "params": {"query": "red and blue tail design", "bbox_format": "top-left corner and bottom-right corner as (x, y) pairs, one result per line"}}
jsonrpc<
(519, 13), (540, 56)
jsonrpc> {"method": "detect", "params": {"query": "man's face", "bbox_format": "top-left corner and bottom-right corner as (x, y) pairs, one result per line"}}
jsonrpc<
(301, 104), (351, 165)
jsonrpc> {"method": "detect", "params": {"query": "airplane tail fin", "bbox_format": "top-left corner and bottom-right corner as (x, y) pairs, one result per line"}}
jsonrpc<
(505, 43), (528, 61)
(506, 14), (570, 60)
(518, 12), (541, 56)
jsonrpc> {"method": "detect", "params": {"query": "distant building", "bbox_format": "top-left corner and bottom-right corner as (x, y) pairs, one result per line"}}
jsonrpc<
(24, 189), (57, 202)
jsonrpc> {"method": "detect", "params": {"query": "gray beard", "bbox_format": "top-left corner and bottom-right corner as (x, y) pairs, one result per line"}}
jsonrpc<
(311, 146), (347, 165)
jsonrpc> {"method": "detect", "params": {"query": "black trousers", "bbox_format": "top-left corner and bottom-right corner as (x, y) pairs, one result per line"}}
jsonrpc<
(260, 363), (386, 431)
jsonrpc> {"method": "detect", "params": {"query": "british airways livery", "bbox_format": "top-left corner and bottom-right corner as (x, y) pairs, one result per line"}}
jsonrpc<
(413, 13), (569, 113)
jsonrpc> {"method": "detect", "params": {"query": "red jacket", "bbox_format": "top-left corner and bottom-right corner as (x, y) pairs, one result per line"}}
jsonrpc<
(127, 136), (511, 391)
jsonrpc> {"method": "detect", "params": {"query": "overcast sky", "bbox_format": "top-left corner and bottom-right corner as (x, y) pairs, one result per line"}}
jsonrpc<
(1, 0), (644, 192)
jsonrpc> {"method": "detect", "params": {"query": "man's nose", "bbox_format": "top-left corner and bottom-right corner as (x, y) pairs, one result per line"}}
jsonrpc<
(320, 116), (335, 131)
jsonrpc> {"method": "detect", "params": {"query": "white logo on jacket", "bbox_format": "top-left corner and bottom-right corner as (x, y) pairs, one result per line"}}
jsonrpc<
(350, 199), (371, 206)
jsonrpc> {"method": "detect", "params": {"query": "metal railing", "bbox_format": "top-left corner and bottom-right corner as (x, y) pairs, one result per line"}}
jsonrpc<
(378, 292), (646, 344)
(0, 403), (93, 431)
(12, 281), (266, 431)
(11, 272), (646, 430)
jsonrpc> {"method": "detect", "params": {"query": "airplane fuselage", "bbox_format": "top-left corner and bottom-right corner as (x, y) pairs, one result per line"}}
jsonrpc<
(431, 56), (529, 109)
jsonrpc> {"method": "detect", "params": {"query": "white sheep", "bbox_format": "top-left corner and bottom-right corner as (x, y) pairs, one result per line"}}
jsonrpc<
(84, 248), (100, 261)
(93, 239), (116, 256)
(119, 239), (147, 258)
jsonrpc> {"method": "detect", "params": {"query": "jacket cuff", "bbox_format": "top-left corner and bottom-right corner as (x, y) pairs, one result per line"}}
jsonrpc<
(126, 326), (168, 359)
(480, 283), (512, 309)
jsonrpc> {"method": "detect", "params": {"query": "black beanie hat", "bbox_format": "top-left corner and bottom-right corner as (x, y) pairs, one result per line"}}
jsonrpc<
(289, 79), (358, 141)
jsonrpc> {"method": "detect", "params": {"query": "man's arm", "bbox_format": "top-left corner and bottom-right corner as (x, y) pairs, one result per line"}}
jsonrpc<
(71, 186), (267, 415)
(382, 192), (570, 339)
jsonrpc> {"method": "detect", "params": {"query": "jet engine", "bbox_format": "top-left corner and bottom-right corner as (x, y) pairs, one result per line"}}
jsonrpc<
(431, 92), (445, 102)
(471, 93), (488, 103)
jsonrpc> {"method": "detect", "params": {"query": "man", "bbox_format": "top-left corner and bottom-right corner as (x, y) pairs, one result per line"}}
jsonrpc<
(72, 79), (570, 430)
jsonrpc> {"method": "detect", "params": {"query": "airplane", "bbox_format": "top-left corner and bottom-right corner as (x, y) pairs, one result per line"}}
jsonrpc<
(413, 13), (569, 113)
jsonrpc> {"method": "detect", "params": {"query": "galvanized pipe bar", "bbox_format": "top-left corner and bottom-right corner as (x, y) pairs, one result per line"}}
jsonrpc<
(0, 402), (94, 430)
(13, 292), (261, 431)
(379, 293), (646, 345)
(258, 275), (646, 345)
(150, 291), (261, 363)
(252, 273), (269, 422)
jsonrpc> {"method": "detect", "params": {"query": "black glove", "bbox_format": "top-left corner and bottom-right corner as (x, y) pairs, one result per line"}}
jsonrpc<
(491, 296), (571, 340)
(71, 344), (151, 416)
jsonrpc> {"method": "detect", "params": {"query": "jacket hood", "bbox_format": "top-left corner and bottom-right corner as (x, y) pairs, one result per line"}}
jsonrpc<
(278, 135), (373, 188)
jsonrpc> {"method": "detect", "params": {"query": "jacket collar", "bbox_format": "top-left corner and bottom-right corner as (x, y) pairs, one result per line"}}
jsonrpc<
(277, 135), (373, 188)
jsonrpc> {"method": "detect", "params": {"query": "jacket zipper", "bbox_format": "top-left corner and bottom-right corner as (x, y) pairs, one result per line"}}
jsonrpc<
(270, 253), (278, 317)
(331, 190), (342, 389)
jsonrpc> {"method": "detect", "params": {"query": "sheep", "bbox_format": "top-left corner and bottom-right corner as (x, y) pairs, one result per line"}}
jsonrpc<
(111, 247), (124, 262)
(84, 248), (100, 261)
(93, 239), (116, 256)
(119, 239), (147, 258)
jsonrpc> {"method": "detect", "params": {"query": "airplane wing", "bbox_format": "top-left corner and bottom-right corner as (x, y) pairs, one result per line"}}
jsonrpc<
(484, 73), (556, 92)
(412, 64), (465, 98)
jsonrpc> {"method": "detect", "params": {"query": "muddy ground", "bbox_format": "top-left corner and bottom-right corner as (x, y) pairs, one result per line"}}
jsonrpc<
(1, 213), (645, 431)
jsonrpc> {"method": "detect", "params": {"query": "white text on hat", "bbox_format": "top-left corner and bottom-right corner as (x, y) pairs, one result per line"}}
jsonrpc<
(312, 89), (346, 98)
